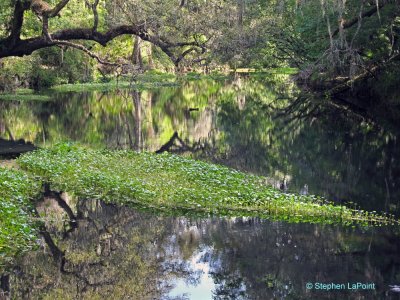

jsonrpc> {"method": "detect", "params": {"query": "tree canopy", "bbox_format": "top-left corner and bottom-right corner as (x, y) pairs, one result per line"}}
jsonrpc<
(0, 0), (399, 99)
(0, 0), (209, 66)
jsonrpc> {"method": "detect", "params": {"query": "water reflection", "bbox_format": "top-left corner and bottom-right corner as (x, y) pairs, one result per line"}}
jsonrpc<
(2, 76), (400, 299)
(0, 76), (399, 215)
(5, 198), (400, 299)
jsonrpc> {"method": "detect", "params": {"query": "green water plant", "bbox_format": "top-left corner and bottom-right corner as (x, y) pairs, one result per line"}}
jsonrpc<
(18, 144), (399, 226)
(50, 80), (179, 93)
(0, 167), (40, 269)
(0, 89), (51, 101)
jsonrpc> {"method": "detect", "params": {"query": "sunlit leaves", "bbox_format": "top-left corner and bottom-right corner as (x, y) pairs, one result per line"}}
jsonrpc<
(0, 167), (40, 270)
(18, 144), (399, 226)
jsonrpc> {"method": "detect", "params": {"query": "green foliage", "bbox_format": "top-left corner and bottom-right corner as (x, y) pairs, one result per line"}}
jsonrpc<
(0, 56), (34, 92)
(295, 0), (400, 78)
(0, 46), (95, 91)
(34, 47), (94, 86)
(49, 72), (224, 93)
(17, 144), (399, 226)
(1, 0), (398, 85)
(0, 167), (40, 270)
(50, 77), (179, 93)
(0, 89), (51, 101)
(0, 70), (15, 93)
(30, 67), (59, 90)
(136, 72), (176, 82)
(0, 1), (12, 39)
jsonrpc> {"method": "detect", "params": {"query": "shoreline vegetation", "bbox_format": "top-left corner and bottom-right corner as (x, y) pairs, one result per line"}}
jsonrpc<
(0, 69), (296, 101)
(0, 72), (218, 100)
(0, 0), (398, 119)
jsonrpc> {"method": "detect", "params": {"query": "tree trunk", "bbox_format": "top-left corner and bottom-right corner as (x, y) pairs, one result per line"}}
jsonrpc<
(237, 0), (244, 27)
(0, 274), (10, 298)
(132, 35), (143, 70)
(132, 90), (142, 151)
(146, 92), (155, 139)
(147, 43), (154, 69)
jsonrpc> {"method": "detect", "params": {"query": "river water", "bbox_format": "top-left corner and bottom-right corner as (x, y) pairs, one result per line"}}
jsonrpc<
(0, 75), (399, 299)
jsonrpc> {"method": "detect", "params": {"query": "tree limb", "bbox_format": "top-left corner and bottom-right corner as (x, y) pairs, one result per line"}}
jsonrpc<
(53, 40), (120, 65)
(0, 25), (141, 58)
(0, 23), (207, 68)
(332, 1), (387, 37)
(85, 0), (100, 31)
(174, 45), (206, 66)
(325, 52), (400, 95)
(47, 0), (70, 18)
(0, 0), (208, 67)
(4, 0), (31, 47)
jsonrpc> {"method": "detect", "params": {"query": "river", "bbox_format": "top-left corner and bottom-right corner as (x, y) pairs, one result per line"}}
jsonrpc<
(0, 74), (399, 299)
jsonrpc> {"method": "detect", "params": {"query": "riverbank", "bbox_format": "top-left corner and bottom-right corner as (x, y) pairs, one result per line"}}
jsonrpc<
(0, 71), (230, 101)
(0, 68), (297, 102)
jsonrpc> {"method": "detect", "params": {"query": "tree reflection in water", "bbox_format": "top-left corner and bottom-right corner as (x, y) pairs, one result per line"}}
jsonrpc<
(2, 75), (400, 299)
(4, 195), (400, 299)
(0, 76), (399, 214)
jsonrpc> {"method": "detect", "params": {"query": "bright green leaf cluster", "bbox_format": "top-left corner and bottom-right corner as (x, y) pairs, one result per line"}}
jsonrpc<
(18, 144), (399, 226)
(0, 167), (41, 270)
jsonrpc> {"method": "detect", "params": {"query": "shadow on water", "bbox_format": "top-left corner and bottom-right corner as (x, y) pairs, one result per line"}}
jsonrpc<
(0, 138), (36, 158)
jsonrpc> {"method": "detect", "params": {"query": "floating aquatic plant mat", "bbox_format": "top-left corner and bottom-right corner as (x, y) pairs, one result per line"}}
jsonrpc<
(0, 168), (40, 269)
(18, 144), (399, 226)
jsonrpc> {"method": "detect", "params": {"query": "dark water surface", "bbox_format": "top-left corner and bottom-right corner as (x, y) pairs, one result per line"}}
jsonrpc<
(6, 198), (400, 299)
(1, 75), (400, 298)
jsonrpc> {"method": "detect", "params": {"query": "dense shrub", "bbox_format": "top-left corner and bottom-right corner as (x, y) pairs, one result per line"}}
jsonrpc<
(30, 67), (59, 90)
(0, 46), (95, 92)
(0, 57), (33, 92)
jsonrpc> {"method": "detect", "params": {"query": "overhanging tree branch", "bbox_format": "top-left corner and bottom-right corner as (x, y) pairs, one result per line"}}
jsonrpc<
(0, 25), (142, 57)
(0, 25), (207, 66)
(332, 1), (387, 37)
(47, 0), (70, 18)
(0, 1), (208, 66)
(53, 40), (120, 65)
(174, 44), (207, 66)
(35, 0), (70, 41)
